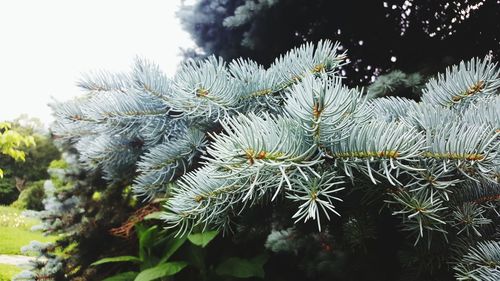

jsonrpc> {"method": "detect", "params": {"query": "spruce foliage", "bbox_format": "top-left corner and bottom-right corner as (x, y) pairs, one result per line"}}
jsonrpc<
(51, 41), (499, 280)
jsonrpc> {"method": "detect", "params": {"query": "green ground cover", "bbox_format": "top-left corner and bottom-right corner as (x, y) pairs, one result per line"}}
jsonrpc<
(0, 263), (22, 281)
(0, 205), (56, 255)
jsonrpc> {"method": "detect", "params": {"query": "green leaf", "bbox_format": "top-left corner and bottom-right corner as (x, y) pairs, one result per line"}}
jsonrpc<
(215, 255), (269, 279)
(138, 225), (158, 261)
(184, 244), (206, 271)
(102, 271), (139, 281)
(91, 256), (141, 266)
(159, 236), (187, 263)
(187, 230), (219, 248)
(143, 211), (163, 220)
(134, 262), (188, 281)
(0, 122), (11, 130)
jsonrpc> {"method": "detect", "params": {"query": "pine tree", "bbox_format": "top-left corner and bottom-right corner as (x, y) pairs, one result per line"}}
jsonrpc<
(51, 41), (499, 280)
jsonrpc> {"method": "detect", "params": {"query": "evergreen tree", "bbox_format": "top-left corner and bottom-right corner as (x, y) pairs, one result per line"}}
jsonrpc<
(50, 41), (499, 280)
(178, 0), (500, 85)
(14, 148), (137, 281)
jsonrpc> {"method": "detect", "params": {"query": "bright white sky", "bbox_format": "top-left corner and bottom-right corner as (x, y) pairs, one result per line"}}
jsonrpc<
(0, 0), (195, 125)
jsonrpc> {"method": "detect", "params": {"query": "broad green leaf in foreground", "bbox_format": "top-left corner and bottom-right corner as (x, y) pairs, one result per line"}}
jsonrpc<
(102, 271), (139, 281)
(91, 256), (141, 266)
(134, 261), (188, 281)
(187, 230), (219, 248)
(215, 254), (269, 279)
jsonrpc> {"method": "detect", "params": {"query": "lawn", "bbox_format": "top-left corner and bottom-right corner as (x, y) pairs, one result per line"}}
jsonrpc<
(0, 263), (22, 281)
(0, 205), (56, 255)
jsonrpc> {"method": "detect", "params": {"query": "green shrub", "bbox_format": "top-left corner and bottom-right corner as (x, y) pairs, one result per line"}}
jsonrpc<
(0, 177), (18, 205)
(48, 159), (75, 191)
(49, 159), (68, 170)
(11, 180), (46, 210)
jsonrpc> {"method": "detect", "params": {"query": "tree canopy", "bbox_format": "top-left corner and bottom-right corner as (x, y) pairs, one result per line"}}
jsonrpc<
(0, 117), (60, 205)
(178, 0), (500, 85)
(0, 117), (60, 182)
(0, 121), (35, 178)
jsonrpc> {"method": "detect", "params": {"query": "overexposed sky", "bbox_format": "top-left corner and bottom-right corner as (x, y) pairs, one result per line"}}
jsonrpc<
(0, 0), (194, 124)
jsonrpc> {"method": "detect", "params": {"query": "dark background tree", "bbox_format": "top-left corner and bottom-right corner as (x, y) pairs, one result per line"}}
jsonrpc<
(178, 0), (499, 85)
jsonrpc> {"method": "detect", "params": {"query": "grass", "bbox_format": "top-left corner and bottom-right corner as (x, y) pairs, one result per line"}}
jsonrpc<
(0, 205), (56, 255)
(0, 263), (22, 281)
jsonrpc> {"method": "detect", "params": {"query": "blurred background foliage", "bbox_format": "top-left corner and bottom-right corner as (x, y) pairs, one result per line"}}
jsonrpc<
(0, 115), (60, 206)
(179, 0), (499, 87)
